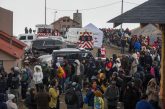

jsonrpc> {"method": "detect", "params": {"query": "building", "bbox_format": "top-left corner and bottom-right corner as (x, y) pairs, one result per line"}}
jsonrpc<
(0, 31), (26, 73)
(73, 10), (82, 27)
(51, 16), (81, 33)
(0, 7), (13, 36)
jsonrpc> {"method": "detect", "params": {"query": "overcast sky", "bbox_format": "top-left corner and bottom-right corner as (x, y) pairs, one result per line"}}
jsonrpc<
(0, 0), (148, 36)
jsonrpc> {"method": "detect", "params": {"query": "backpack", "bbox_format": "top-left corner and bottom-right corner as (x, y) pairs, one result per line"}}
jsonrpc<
(11, 76), (19, 89)
(94, 97), (102, 109)
(75, 89), (84, 108)
(65, 87), (77, 105)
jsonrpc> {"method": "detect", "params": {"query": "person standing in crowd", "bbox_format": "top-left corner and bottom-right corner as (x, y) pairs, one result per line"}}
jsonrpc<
(144, 50), (153, 68)
(49, 80), (59, 109)
(85, 80), (99, 109)
(7, 67), (20, 104)
(134, 39), (141, 52)
(36, 85), (50, 109)
(123, 82), (140, 109)
(100, 45), (106, 58)
(24, 88), (37, 109)
(146, 78), (160, 109)
(6, 94), (18, 109)
(136, 94), (153, 109)
(120, 36), (127, 54)
(94, 90), (104, 109)
(20, 69), (29, 100)
(24, 63), (33, 87)
(65, 81), (83, 109)
(74, 59), (84, 89)
(33, 65), (43, 92)
(130, 53), (139, 75)
(104, 81), (119, 109)
(0, 67), (8, 94)
(41, 62), (50, 91)
(0, 93), (7, 109)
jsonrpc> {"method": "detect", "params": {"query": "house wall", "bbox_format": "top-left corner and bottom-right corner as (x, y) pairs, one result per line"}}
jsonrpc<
(0, 7), (13, 36)
(0, 51), (21, 73)
(52, 17), (80, 32)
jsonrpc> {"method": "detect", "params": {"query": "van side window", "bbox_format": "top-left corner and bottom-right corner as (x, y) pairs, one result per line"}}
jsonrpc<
(28, 35), (33, 40)
(19, 36), (26, 40)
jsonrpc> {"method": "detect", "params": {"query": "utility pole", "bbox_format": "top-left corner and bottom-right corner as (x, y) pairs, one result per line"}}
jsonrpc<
(54, 11), (57, 22)
(45, 0), (47, 25)
(121, 0), (124, 36)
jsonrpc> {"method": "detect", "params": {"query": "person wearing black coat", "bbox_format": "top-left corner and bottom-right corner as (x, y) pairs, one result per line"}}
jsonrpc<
(123, 82), (140, 109)
(0, 93), (7, 109)
(24, 88), (37, 109)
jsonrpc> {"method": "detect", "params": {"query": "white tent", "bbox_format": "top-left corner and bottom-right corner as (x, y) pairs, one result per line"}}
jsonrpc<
(84, 23), (103, 48)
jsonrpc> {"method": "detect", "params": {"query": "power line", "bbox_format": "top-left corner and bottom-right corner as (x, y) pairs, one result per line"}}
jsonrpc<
(47, 1), (121, 12)
(123, 1), (139, 5)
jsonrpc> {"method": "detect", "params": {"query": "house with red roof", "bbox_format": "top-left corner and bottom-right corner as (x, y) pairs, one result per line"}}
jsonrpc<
(0, 31), (26, 73)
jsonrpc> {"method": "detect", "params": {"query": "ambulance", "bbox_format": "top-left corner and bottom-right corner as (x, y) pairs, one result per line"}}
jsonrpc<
(65, 28), (94, 50)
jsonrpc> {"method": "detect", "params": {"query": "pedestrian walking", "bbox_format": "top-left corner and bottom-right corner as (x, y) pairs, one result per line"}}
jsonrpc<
(33, 65), (43, 92)
(36, 85), (50, 109)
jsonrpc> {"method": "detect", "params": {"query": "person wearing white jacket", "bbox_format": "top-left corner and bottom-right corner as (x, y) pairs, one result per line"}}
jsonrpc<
(33, 65), (43, 92)
(6, 94), (18, 109)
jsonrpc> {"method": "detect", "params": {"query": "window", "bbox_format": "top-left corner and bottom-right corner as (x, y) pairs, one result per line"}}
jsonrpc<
(63, 19), (66, 22)
(44, 40), (55, 46)
(28, 35), (33, 40)
(72, 25), (75, 27)
(32, 40), (44, 48)
(19, 36), (26, 40)
(55, 40), (62, 45)
(67, 19), (70, 22)
(0, 60), (3, 69)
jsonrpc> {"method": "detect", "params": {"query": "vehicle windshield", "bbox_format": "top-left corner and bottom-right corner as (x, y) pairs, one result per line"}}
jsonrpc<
(19, 36), (26, 40)
(79, 36), (92, 41)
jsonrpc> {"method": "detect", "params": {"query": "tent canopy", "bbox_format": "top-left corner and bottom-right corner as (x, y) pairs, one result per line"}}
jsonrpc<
(84, 23), (103, 48)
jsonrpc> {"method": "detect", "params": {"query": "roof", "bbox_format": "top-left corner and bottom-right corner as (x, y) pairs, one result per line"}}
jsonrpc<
(108, 0), (165, 27)
(0, 31), (27, 48)
(0, 31), (26, 59)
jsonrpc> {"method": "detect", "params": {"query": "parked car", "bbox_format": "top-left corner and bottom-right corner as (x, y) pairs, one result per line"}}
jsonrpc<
(32, 37), (66, 57)
(52, 48), (95, 67)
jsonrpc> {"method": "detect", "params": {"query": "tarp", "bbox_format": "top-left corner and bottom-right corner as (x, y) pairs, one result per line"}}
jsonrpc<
(84, 23), (103, 48)
(131, 24), (162, 44)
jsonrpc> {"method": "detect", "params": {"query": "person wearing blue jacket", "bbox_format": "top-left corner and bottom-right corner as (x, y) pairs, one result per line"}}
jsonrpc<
(136, 94), (154, 109)
(134, 40), (141, 52)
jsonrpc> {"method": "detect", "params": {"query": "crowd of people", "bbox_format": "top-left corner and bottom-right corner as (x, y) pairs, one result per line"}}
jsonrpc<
(0, 31), (162, 109)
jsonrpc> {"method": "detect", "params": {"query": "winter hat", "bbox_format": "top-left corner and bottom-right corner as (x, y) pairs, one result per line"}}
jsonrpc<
(91, 75), (97, 80)
(56, 62), (61, 67)
(132, 53), (138, 59)
(8, 94), (15, 100)
(94, 90), (103, 97)
(74, 59), (80, 65)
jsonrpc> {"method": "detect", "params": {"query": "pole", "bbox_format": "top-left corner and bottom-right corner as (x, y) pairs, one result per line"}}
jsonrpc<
(45, 0), (46, 25)
(54, 11), (57, 22)
(120, 0), (124, 36)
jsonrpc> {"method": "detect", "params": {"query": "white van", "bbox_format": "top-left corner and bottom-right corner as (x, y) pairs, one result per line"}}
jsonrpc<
(18, 33), (36, 47)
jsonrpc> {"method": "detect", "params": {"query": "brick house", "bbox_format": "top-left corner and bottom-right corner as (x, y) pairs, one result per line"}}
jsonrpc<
(51, 16), (81, 34)
(0, 31), (26, 73)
